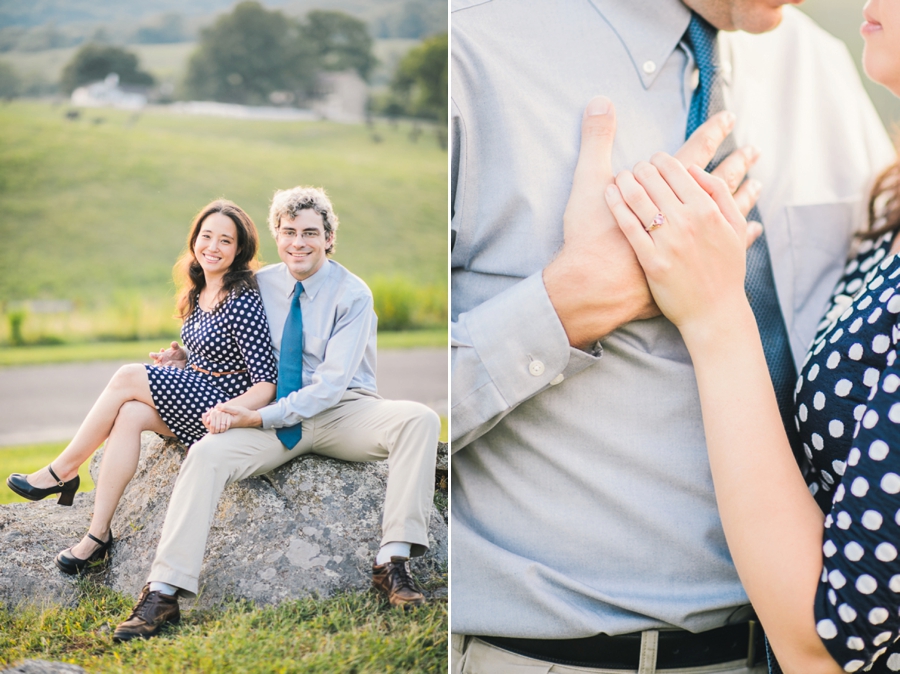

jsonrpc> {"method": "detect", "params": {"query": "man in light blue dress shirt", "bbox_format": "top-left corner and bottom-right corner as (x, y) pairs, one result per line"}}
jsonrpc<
(451, 0), (893, 671)
(112, 186), (440, 641)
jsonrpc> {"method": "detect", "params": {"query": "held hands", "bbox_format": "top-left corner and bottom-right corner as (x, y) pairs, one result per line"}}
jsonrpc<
(201, 402), (262, 434)
(150, 341), (187, 369)
(605, 157), (757, 337)
(543, 96), (762, 348)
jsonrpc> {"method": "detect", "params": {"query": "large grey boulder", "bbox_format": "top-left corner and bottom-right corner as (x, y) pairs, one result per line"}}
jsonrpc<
(0, 434), (447, 609)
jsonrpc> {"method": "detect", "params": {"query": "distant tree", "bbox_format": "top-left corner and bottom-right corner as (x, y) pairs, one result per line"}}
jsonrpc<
(0, 60), (20, 99)
(132, 13), (186, 45)
(303, 10), (375, 81)
(389, 33), (447, 121)
(375, 0), (448, 40)
(183, 1), (314, 105)
(60, 44), (154, 94)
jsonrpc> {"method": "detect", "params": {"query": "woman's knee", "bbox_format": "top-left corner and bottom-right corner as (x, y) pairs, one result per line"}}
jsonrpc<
(114, 401), (156, 428)
(109, 363), (148, 394)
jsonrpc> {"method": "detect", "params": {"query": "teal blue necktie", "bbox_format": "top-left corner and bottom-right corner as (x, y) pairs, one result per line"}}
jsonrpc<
(276, 281), (304, 449)
(684, 13), (802, 463)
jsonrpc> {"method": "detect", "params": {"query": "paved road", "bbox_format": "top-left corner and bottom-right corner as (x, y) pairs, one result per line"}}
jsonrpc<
(0, 349), (447, 447)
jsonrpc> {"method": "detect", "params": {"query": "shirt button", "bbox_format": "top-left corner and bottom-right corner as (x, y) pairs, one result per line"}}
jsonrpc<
(529, 360), (545, 376)
(642, 60), (656, 74)
(550, 373), (564, 386)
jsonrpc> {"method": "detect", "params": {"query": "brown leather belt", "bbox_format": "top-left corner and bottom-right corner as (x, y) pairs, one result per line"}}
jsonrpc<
(189, 364), (246, 377)
(479, 621), (764, 670)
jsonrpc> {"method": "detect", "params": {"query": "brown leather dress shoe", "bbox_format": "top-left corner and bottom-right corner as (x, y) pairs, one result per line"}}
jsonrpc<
(112, 584), (180, 642)
(372, 556), (426, 609)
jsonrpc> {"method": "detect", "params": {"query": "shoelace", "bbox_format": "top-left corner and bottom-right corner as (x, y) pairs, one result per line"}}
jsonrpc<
(389, 560), (418, 591)
(127, 587), (153, 621)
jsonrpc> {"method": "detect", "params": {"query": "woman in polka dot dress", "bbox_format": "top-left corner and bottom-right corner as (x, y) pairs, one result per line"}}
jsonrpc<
(604, 120), (900, 674)
(602, 7), (900, 670)
(6, 200), (277, 575)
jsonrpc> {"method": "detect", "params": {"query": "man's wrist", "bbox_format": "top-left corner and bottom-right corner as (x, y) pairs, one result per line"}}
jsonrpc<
(543, 261), (630, 348)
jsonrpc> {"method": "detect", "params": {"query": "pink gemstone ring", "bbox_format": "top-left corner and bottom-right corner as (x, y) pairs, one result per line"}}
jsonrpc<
(645, 213), (666, 232)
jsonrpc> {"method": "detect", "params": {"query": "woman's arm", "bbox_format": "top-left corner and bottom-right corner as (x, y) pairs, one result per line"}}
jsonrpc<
(605, 155), (842, 674)
(204, 381), (276, 434)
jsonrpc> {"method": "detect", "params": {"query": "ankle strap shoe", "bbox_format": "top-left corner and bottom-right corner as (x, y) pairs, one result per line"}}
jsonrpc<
(7, 465), (79, 506)
(55, 531), (113, 575)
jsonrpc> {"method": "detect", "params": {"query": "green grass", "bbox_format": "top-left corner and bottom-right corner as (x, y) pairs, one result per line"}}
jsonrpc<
(0, 580), (447, 673)
(0, 101), (447, 306)
(0, 441), (95, 504)
(0, 329), (447, 367)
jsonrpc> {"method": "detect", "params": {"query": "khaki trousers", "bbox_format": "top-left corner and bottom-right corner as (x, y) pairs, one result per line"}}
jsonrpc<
(148, 390), (440, 597)
(452, 636), (768, 674)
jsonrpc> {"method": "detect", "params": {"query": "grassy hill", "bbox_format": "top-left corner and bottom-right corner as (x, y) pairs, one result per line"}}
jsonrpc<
(0, 101), (447, 342)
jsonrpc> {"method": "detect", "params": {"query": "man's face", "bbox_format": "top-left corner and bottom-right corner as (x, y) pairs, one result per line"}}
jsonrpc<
(276, 209), (331, 281)
(683, 0), (803, 33)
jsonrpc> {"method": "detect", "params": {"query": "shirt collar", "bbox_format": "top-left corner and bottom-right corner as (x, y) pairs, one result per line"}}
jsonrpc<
(586, 0), (691, 89)
(281, 258), (332, 301)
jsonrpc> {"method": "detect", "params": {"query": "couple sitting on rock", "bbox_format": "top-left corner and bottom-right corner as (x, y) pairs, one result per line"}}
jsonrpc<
(6, 185), (440, 640)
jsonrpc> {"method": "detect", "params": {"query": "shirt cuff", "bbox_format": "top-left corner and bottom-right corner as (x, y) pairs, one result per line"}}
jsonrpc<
(258, 404), (283, 430)
(466, 271), (599, 404)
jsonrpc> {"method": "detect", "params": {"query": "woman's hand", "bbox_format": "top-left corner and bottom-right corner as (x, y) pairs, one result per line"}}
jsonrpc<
(604, 155), (757, 338)
(202, 407), (234, 434)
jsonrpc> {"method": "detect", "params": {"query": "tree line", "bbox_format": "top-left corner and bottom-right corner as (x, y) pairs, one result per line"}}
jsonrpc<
(44, 0), (446, 123)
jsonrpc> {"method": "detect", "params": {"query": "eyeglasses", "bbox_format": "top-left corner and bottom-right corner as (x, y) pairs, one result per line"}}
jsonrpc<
(277, 229), (324, 241)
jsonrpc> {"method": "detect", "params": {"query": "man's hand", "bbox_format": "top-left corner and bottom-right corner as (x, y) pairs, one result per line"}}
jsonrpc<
(202, 407), (234, 434)
(150, 341), (187, 369)
(207, 402), (262, 429)
(543, 98), (759, 349)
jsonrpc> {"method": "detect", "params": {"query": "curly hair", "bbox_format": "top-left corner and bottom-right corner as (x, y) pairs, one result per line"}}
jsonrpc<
(174, 200), (261, 320)
(267, 186), (339, 255)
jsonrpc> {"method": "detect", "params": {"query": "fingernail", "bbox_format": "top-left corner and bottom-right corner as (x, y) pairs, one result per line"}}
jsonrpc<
(722, 111), (736, 129)
(586, 96), (611, 116)
(605, 184), (618, 199)
(742, 146), (760, 162)
(748, 179), (762, 195)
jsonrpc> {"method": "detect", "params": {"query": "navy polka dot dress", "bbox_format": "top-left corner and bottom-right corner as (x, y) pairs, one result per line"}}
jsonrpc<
(145, 287), (277, 447)
(795, 230), (900, 672)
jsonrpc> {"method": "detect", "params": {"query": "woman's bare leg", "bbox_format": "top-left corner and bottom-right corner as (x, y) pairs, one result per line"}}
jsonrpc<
(28, 364), (156, 489)
(67, 401), (174, 559)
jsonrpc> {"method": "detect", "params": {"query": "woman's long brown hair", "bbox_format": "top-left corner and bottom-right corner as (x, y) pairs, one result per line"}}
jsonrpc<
(174, 200), (261, 320)
(864, 160), (900, 239)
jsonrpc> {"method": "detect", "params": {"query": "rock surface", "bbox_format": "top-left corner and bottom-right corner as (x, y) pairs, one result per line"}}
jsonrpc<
(0, 434), (447, 609)
(2, 660), (86, 673)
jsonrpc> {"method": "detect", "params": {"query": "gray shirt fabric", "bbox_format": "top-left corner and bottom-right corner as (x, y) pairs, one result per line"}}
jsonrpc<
(450, 0), (894, 638)
(256, 260), (378, 429)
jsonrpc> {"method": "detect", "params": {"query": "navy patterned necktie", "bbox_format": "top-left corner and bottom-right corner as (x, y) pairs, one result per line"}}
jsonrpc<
(684, 13), (802, 461)
(276, 281), (304, 449)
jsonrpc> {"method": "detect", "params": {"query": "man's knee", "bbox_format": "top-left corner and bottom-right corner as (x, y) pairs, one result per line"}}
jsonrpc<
(183, 432), (233, 467)
(397, 401), (441, 436)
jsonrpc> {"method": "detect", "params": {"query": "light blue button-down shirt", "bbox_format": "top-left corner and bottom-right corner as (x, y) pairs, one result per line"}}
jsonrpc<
(256, 259), (377, 429)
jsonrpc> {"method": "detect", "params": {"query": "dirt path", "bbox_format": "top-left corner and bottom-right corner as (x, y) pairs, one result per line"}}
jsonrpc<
(0, 349), (447, 447)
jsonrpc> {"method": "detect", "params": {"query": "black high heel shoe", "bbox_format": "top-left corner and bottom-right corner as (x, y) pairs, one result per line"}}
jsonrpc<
(55, 531), (113, 575)
(6, 465), (80, 506)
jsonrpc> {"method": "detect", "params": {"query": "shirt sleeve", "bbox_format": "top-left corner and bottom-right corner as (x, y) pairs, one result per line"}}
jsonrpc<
(229, 289), (277, 385)
(814, 327), (900, 671)
(450, 99), (600, 453)
(257, 288), (373, 429)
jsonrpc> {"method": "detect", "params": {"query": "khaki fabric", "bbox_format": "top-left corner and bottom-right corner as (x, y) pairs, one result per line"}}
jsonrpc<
(451, 636), (768, 674)
(148, 390), (440, 597)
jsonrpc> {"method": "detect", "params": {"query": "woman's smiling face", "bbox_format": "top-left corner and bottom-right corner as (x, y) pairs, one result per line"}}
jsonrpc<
(862, 0), (900, 95)
(193, 212), (238, 278)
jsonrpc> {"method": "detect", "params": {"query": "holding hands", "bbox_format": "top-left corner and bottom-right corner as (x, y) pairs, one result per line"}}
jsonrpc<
(545, 96), (763, 347)
(605, 156), (760, 340)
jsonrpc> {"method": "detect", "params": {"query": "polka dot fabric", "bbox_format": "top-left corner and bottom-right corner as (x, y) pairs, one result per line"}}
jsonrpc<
(796, 231), (900, 671)
(146, 288), (277, 447)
